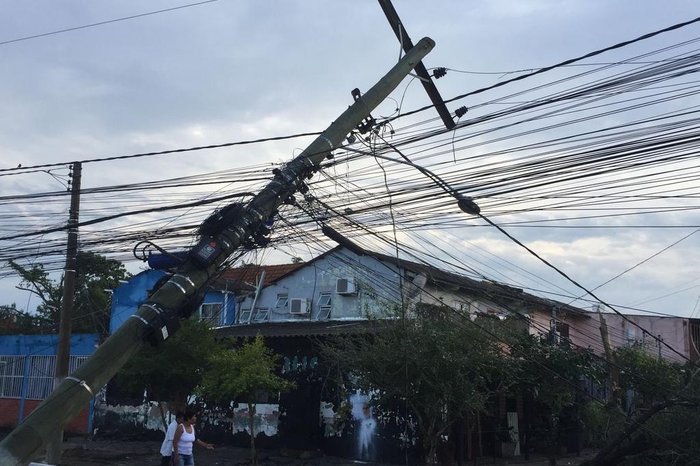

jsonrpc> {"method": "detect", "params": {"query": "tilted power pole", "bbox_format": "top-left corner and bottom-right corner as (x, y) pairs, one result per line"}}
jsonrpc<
(0, 37), (435, 466)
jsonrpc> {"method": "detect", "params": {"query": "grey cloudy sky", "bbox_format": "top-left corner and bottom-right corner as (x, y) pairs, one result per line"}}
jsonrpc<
(1, 0), (699, 318)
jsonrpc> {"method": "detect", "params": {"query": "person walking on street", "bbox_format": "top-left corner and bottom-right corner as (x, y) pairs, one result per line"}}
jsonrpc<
(173, 408), (214, 466)
(160, 411), (184, 465)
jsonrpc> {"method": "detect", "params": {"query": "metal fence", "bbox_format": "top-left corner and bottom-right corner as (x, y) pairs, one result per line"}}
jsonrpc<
(0, 356), (25, 398)
(0, 355), (88, 400)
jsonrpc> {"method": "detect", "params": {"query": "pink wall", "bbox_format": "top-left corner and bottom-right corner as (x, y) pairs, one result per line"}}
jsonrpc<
(0, 398), (90, 433)
(591, 314), (690, 363)
(529, 309), (693, 364)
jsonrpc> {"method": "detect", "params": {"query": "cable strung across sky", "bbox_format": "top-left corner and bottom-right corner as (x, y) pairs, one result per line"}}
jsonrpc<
(2, 9), (700, 320)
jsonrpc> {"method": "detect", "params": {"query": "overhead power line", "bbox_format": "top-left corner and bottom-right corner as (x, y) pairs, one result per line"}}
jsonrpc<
(0, 0), (219, 47)
(389, 14), (700, 122)
(0, 131), (322, 175)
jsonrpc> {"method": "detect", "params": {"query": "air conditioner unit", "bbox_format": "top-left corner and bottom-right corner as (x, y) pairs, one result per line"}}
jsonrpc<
(335, 277), (356, 295)
(289, 298), (309, 315)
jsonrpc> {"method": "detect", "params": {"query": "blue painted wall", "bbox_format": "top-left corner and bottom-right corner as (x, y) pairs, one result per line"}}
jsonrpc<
(200, 290), (236, 326)
(0, 333), (99, 356)
(109, 269), (235, 333)
(109, 269), (166, 334)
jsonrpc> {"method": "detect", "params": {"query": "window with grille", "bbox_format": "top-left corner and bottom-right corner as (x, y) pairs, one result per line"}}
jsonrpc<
(200, 303), (223, 327)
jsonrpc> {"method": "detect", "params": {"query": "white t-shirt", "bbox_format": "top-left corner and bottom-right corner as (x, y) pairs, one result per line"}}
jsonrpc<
(159, 419), (179, 456)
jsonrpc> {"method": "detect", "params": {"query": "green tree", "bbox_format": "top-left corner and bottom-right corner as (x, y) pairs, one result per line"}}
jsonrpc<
(580, 345), (700, 466)
(322, 307), (514, 465)
(509, 334), (601, 465)
(116, 319), (219, 428)
(198, 335), (293, 465)
(0, 303), (47, 334)
(614, 343), (683, 406)
(9, 252), (130, 334)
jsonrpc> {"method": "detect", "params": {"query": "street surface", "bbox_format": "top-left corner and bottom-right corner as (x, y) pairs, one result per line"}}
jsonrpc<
(26, 438), (597, 466)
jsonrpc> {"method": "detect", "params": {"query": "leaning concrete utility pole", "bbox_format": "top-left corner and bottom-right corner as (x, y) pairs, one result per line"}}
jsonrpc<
(46, 162), (82, 465)
(0, 37), (435, 466)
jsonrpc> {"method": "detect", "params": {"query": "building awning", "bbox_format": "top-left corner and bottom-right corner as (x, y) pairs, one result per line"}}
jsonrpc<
(214, 319), (387, 338)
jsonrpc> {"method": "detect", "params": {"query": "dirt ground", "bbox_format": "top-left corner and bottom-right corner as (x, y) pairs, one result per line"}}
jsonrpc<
(35, 439), (390, 466)
(24, 438), (598, 466)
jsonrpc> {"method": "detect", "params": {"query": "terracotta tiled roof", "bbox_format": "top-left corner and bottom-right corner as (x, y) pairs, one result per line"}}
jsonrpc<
(214, 263), (304, 292)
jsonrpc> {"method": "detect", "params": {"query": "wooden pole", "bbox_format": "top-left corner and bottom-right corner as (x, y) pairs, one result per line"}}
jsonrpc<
(46, 161), (81, 465)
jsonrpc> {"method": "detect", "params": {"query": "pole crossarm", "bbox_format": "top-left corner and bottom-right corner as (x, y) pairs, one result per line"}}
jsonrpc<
(0, 36), (435, 466)
(378, 0), (455, 129)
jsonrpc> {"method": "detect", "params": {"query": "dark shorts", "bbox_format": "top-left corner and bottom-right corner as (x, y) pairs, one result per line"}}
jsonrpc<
(160, 455), (173, 466)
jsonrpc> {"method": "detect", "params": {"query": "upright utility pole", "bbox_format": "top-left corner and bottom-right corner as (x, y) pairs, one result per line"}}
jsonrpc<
(46, 162), (82, 465)
(597, 306), (619, 404)
(0, 37), (435, 466)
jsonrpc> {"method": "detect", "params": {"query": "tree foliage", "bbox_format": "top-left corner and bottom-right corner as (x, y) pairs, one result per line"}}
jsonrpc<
(511, 333), (602, 414)
(199, 335), (292, 402)
(614, 343), (684, 406)
(198, 335), (292, 465)
(9, 252), (130, 334)
(581, 345), (700, 466)
(322, 308), (515, 464)
(509, 333), (602, 464)
(116, 319), (219, 409)
(0, 303), (46, 334)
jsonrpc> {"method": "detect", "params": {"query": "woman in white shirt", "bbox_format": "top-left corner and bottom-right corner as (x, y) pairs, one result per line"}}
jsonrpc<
(173, 409), (214, 466)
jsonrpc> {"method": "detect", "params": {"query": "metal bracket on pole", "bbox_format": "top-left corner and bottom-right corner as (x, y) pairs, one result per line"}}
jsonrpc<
(351, 88), (377, 135)
(65, 376), (93, 397)
(378, 0), (455, 129)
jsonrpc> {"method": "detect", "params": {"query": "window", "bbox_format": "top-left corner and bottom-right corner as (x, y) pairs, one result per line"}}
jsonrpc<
(275, 294), (289, 308)
(317, 292), (332, 320)
(238, 308), (252, 324)
(556, 322), (570, 339)
(200, 303), (223, 327)
(251, 308), (270, 323)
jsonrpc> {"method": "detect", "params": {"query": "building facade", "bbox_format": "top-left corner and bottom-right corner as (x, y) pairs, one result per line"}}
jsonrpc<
(97, 245), (595, 462)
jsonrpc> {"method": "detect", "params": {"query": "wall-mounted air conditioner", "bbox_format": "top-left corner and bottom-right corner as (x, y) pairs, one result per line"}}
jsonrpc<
(289, 298), (310, 315)
(335, 277), (356, 295)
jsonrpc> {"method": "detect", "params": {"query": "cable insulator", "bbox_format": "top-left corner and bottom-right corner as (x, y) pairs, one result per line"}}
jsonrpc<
(455, 106), (468, 118)
(433, 67), (447, 79)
